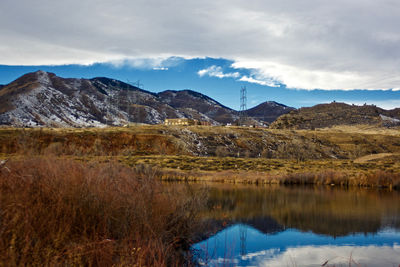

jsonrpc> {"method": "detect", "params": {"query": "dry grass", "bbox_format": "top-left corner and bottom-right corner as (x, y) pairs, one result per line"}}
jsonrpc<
(0, 125), (399, 189)
(2, 125), (400, 160)
(117, 155), (400, 189)
(315, 124), (400, 135)
(280, 170), (400, 189)
(0, 158), (206, 266)
(353, 153), (396, 163)
(1, 126), (399, 161)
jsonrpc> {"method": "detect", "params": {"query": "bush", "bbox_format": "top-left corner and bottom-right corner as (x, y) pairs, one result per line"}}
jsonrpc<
(0, 158), (205, 266)
(215, 146), (230, 157)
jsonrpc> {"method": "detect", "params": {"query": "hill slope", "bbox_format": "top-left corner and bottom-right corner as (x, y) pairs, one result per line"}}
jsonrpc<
(0, 71), (171, 127)
(246, 101), (295, 124)
(158, 90), (238, 124)
(270, 102), (400, 129)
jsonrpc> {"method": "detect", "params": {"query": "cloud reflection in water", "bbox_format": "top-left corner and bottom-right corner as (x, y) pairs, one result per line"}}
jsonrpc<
(194, 224), (400, 267)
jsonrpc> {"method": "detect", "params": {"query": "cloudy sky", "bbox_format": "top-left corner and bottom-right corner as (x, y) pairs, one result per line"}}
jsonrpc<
(1, 0), (400, 109)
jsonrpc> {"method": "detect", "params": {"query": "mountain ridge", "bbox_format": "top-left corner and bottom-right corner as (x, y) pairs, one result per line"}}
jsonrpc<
(0, 70), (292, 127)
(247, 101), (295, 124)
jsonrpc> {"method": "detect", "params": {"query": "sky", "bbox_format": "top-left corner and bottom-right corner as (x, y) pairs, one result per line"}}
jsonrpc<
(1, 0), (399, 110)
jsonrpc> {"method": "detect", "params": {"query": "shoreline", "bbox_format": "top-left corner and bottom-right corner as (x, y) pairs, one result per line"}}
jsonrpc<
(3, 154), (400, 190)
(158, 168), (400, 190)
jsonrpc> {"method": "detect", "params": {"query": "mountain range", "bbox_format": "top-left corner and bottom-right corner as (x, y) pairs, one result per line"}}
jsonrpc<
(0, 71), (293, 127)
(0, 71), (399, 128)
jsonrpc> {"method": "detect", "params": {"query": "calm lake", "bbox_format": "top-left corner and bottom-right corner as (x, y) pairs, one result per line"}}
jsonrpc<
(191, 184), (400, 267)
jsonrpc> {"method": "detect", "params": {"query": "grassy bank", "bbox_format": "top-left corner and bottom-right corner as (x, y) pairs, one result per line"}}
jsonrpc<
(1, 125), (399, 160)
(0, 125), (399, 189)
(115, 154), (400, 189)
(0, 158), (206, 266)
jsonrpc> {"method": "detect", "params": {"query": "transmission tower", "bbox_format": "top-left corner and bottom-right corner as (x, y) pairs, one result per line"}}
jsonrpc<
(125, 79), (131, 124)
(127, 79), (139, 124)
(239, 86), (247, 125)
(134, 80), (144, 89)
(106, 90), (112, 126)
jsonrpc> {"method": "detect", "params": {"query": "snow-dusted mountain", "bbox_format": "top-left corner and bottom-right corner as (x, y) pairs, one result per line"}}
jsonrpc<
(0, 71), (292, 127)
(246, 101), (295, 124)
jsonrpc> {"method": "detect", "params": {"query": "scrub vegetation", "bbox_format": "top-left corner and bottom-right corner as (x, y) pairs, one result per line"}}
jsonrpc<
(0, 158), (206, 266)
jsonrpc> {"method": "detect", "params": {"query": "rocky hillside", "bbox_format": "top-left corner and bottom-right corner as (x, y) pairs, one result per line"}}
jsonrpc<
(1, 125), (400, 160)
(0, 71), (292, 127)
(158, 90), (238, 124)
(270, 102), (400, 129)
(0, 71), (165, 127)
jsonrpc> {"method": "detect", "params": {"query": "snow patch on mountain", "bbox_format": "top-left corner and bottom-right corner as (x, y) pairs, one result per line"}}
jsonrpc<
(0, 71), (294, 127)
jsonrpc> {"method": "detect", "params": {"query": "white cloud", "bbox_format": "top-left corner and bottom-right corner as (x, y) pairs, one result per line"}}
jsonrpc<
(253, 245), (400, 267)
(232, 61), (399, 90)
(109, 58), (163, 69)
(1, 0), (400, 90)
(108, 57), (182, 70)
(198, 65), (240, 79)
(239, 75), (279, 87)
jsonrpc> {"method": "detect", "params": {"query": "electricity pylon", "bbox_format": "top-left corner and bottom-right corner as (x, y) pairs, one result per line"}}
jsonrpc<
(239, 86), (247, 125)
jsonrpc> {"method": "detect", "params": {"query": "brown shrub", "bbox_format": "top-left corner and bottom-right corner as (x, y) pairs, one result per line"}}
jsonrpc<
(0, 158), (205, 266)
(363, 171), (400, 189)
(215, 146), (230, 157)
(280, 170), (400, 189)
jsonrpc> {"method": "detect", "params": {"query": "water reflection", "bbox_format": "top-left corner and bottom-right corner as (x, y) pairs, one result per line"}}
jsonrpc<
(193, 185), (400, 266)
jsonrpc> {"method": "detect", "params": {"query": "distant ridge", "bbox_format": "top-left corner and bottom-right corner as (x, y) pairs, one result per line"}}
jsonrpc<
(246, 101), (295, 124)
(270, 102), (400, 129)
(158, 90), (238, 124)
(0, 71), (292, 127)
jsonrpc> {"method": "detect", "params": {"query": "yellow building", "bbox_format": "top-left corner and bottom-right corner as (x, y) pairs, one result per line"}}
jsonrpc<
(164, 118), (198, 126)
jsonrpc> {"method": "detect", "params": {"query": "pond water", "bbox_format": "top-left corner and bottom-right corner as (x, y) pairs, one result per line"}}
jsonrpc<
(191, 185), (400, 267)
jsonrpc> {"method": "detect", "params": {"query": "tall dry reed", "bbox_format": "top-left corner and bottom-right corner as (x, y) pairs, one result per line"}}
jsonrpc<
(281, 170), (400, 189)
(0, 158), (205, 266)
